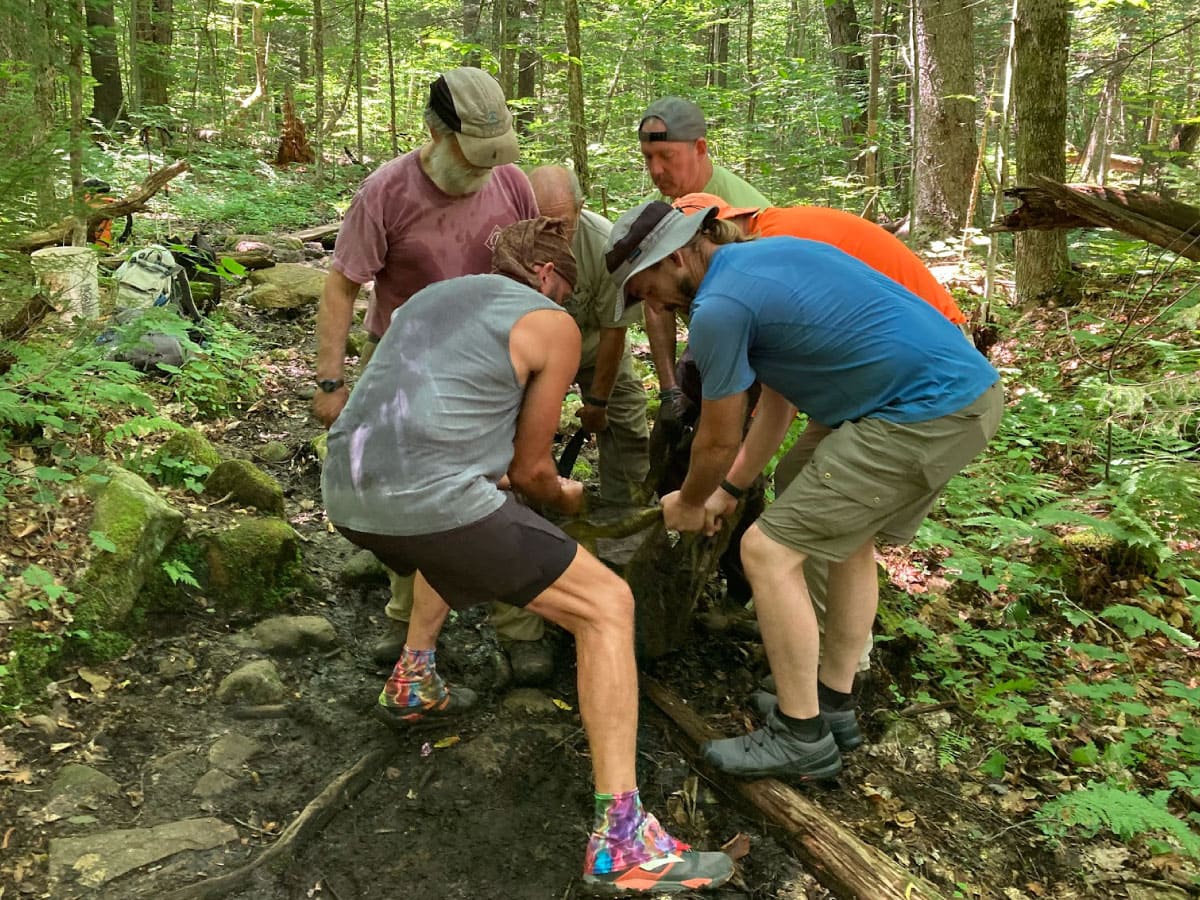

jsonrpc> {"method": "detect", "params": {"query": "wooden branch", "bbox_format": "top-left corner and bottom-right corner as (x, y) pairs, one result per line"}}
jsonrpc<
(991, 177), (1200, 262)
(643, 678), (948, 900)
(285, 222), (341, 244)
(11, 160), (192, 253)
(155, 741), (394, 900)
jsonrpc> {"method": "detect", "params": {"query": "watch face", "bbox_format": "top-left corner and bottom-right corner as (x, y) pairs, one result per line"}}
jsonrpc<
(318, 379), (342, 393)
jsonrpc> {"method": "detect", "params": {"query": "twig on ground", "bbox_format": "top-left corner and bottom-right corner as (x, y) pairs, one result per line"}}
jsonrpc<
(149, 741), (395, 900)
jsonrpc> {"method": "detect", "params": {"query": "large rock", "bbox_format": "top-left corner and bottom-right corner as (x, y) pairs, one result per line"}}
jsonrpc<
(339, 549), (389, 586)
(49, 817), (239, 888)
(216, 659), (286, 704)
(77, 466), (185, 624)
(251, 615), (337, 654)
(204, 518), (303, 609)
(229, 234), (305, 262)
(203, 458), (285, 517)
(46, 764), (121, 811)
(245, 263), (326, 309)
(155, 428), (222, 476)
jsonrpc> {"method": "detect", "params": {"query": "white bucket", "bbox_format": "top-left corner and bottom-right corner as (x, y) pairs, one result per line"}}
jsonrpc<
(31, 245), (100, 321)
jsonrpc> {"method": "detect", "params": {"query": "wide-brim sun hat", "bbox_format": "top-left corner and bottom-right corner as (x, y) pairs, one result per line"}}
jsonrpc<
(603, 200), (717, 321)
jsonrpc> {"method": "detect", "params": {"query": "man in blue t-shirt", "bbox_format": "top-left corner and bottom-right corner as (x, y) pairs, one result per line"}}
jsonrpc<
(604, 201), (1003, 782)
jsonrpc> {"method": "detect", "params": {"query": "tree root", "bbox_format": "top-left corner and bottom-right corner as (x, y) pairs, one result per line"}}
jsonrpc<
(643, 677), (949, 900)
(154, 741), (395, 900)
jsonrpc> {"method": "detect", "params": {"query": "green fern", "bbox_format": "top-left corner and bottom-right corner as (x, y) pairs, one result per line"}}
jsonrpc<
(1037, 781), (1200, 860)
(1101, 603), (1198, 648)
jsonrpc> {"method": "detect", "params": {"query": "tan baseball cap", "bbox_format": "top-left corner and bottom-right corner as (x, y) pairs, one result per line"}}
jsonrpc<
(428, 68), (519, 168)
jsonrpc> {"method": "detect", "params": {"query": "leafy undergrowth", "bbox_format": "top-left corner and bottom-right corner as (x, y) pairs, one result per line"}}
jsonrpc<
(1, 170), (1199, 894)
(871, 256), (1200, 889)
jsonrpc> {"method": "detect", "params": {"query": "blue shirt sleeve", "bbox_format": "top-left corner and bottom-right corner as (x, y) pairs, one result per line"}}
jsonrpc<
(688, 296), (758, 400)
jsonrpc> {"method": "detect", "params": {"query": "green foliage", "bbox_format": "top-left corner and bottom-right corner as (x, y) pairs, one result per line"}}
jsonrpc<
(0, 630), (63, 710)
(127, 450), (211, 493)
(161, 559), (201, 589)
(1037, 782), (1200, 861)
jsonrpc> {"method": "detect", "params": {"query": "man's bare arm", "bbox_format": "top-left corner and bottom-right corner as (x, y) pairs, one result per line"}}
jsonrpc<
(724, 386), (797, 489)
(679, 392), (749, 506)
(312, 268), (362, 428)
(509, 311), (584, 514)
(578, 326), (627, 433)
(643, 305), (679, 391)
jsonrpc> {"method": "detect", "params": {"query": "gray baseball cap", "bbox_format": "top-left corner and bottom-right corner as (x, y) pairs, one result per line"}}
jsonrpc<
(638, 97), (707, 143)
(604, 200), (717, 321)
(429, 67), (519, 168)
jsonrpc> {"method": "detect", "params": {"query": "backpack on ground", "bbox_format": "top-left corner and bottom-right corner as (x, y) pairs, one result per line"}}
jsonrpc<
(113, 245), (201, 323)
(102, 244), (208, 372)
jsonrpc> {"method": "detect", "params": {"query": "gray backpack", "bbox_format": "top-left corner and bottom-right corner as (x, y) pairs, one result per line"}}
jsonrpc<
(113, 246), (200, 322)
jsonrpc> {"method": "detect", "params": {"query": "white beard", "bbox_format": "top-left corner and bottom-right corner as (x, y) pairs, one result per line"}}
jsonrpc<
(427, 137), (493, 196)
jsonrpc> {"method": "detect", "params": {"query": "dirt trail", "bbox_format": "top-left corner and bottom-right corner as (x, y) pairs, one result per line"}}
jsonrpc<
(1, 292), (1083, 900)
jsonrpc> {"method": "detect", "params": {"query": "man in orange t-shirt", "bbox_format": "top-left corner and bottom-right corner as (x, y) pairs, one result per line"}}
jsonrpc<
(671, 193), (971, 676)
(672, 193), (966, 323)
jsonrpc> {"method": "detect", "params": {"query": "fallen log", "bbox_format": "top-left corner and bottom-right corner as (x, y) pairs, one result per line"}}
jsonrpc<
(152, 740), (394, 900)
(644, 678), (949, 900)
(286, 222), (341, 246)
(992, 177), (1200, 262)
(11, 160), (192, 253)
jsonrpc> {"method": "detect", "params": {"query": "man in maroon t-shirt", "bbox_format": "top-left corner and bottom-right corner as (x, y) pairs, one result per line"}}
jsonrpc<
(313, 67), (551, 684)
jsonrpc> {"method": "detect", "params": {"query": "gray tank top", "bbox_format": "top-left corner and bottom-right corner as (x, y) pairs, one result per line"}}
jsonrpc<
(322, 274), (566, 536)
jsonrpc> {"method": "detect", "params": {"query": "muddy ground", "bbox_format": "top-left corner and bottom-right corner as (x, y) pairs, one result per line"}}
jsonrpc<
(0, 291), (1113, 900)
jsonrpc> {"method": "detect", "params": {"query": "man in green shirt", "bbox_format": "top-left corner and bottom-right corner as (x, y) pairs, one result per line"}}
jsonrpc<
(530, 166), (650, 505)
(638, 97), (770, 207)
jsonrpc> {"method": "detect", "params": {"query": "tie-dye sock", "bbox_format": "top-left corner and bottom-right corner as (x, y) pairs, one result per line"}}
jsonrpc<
(378, 646), (448, 712)
(583, 789), (690, 875)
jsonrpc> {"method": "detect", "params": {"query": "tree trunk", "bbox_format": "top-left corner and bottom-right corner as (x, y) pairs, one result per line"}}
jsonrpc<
(68, 0), (87, 245)
(708, 13), (730, 89)
(499, 0), (517, 98)
(31, 0), (58, 220)
(644, 679), (951, 900)
(134, 0), (172, 110)
(312, 0), (324, 181)
(863, 0), (883, 219)
(515, 0), (538, 132)
(461, 0), (482, 67)
(383, 0), (397, 157)
(1012, 0), (1072, 308)
(746, 0), (757, 136)
(824, 0), (868, 173)
(1079, 30), (1132, 185)
(275, 84), (314, 166)
(563, 0), (589, 194)
(912, 0), (978, 239)
(995, 179), (1200, 263)
(85, 0), (124, 127)
(353, 0), (364, 159)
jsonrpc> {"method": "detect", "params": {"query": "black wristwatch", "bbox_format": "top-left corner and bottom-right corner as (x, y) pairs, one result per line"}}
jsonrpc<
(317, 378), (345, 393)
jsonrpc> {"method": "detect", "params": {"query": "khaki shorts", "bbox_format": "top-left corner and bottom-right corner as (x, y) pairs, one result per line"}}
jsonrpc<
(335, 496), (577, 611)
(758, 381), (1003, 561)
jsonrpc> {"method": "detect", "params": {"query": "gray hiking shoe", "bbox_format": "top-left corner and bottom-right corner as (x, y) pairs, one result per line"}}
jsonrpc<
(701, 709), (842, 780)
(750, 691), (864, 751)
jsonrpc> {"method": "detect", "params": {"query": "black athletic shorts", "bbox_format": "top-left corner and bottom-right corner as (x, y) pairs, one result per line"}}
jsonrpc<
(335, 495), (577, 611)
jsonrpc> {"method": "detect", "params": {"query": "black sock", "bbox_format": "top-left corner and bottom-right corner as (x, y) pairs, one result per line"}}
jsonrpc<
(817, 680), (855, 712)
(775, 711), (829, 742)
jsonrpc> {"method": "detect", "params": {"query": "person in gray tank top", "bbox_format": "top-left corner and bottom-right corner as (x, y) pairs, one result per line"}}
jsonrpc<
(321, 218), (734, 895)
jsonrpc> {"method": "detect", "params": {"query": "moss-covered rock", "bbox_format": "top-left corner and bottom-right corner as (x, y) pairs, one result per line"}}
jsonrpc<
(203, 459), (285, 518)
(76, 466), (185, 626)
(246, 263), (325, 309)
(205, 518), (303, 610)
(156, 428), (222, 473)
(0, 630), (63, 708)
